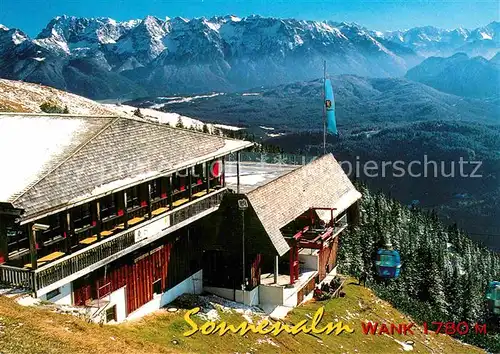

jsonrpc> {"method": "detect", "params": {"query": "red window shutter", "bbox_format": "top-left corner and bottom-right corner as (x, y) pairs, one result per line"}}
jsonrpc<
(161, 193), (167, 198)
(117, 209), (124, 216)
(140, 201), (147, 207)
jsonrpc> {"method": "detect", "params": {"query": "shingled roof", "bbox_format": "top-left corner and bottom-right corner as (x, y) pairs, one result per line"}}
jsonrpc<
(245, 154), (361, 256)
(0, 113), (252, 222)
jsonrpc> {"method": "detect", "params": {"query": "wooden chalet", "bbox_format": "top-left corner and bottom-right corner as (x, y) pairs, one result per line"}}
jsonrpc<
(0, 113), (252, 322)
(204, 154), (361, 308)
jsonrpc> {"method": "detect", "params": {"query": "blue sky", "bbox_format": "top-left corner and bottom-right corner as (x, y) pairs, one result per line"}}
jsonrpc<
(1, 0), (498, 36)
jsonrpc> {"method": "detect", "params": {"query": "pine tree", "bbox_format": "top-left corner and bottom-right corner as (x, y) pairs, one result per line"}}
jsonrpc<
(133, 108), (144, 118)
(340, 183), (500, 349)
(176, 117), (184, 128)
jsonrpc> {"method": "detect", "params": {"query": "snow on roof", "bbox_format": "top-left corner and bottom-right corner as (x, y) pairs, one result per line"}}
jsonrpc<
(0, 115), (93, 202)
(0, 113), (252, 221)
(245, 154), (361, 256)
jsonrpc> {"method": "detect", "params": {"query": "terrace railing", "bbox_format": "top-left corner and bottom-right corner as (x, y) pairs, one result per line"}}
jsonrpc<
(0, 189), (227, 293)
(0, 264), (34, 290)
(227, 152), (318, 166)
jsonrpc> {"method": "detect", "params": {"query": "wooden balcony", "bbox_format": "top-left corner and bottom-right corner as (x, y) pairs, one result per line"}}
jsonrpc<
(0, 188), (227, 295)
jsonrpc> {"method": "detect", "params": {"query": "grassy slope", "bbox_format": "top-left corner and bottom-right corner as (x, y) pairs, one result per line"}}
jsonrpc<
(0, 280), (484, 354)
(0, 78), (116, 115)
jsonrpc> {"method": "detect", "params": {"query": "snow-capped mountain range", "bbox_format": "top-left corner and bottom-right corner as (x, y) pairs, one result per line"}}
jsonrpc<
(0, 15), (498, 99)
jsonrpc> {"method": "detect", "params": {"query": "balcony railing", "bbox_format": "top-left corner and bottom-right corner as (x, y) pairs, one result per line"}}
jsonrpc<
(0, 264), (34, 290)
(227, 152), (318, 166)
(0, 189), (227, 293)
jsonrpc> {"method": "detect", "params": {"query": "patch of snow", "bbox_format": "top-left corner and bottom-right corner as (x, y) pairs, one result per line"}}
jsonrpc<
(267, 305), (293, 320)
(32, 57), (46, 62)
(197, 308), (220, 321)
(0, 116), (85, 201)
(12, 31), (27, 45)
(213, 123), (243, 131)
(242, 93), (261, 96)
(105, 104), (203, 129)
(156, 96), (182, 100)
(0, 78), (116, 116)
(226, 174), (267, 186)
(256, 338), (279, 347)
(293, 34), (304, 46)
(480, 32), (492, 40)
(204, 19), (221, 32)
(16, 295), (41, 307)
(259, 126), (275, 131)
(162, 93), (224, 105)
(266, 133), (285, 138)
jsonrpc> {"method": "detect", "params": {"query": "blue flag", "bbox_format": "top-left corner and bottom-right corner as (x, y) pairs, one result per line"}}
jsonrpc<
(324, 79), (338, 135)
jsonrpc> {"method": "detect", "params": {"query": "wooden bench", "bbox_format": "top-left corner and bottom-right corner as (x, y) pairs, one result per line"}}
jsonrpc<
(39, 251), (65, 262)
(192, 190), (208, 198)
(152, 207), (169, 216)
(112, 223), (125, 232)
(172, 198), (189, 207)
(24, 251), (65, 268)
(79, 236), (98, 245)
(128, 216), (144, 226)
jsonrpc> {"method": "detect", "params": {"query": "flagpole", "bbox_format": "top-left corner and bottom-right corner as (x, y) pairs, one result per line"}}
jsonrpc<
(323, 60), (326, 155)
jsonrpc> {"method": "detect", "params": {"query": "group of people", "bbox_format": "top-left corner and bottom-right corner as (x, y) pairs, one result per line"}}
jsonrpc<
(313, 276), (343, 300)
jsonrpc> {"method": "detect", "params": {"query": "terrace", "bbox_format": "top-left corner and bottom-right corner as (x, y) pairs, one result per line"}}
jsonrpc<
(0, 160), (227, 296)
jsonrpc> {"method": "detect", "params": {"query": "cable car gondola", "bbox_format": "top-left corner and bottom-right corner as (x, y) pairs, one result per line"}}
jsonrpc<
(375, 245), (401, 279)
(486, 281), (500, 315)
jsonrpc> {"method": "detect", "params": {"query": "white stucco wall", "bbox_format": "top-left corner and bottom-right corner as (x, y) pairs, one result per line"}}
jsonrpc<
(204, 285), (259, 306)
(204, 286), (238, 301)
(106, 286), (127, 323)
(126, 269), (203, 322)
(283, 287), (299, 307)
(243, 286), (259, 306)
(40, 282), (72, 305)
(259, 285), (284, 306)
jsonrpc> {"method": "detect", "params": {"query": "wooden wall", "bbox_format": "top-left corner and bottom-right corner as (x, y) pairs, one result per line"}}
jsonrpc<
(73, 224), (202, 315)
(318, 236), (339, 281)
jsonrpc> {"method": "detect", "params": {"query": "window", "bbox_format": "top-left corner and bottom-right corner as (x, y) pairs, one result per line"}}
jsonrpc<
(153, 279), (162, 295)
(40, 214), (63, 247)
(193, 164), (205, 184)
(173, 170), (187, 191)
(46, 288), (61, 300)
(379, 255), (395, 266)
(126, 186), (140, 209)
(72, 204), (91, 230)
(150, 178), (161, 200)
(100, 194), (117, 220)
(7, 223), (28, 256)
(105, 305), (117, 323)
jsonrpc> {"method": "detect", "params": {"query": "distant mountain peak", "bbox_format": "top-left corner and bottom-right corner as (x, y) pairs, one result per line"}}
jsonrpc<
(0, 15), (497, 99)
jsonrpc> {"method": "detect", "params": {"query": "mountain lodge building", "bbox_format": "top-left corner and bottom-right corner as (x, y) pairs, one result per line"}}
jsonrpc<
(0, 113), (360, 322)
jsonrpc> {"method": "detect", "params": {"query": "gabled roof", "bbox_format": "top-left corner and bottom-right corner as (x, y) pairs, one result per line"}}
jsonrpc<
(245, 154), (361, 256)
(0, 113), (252, 222)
